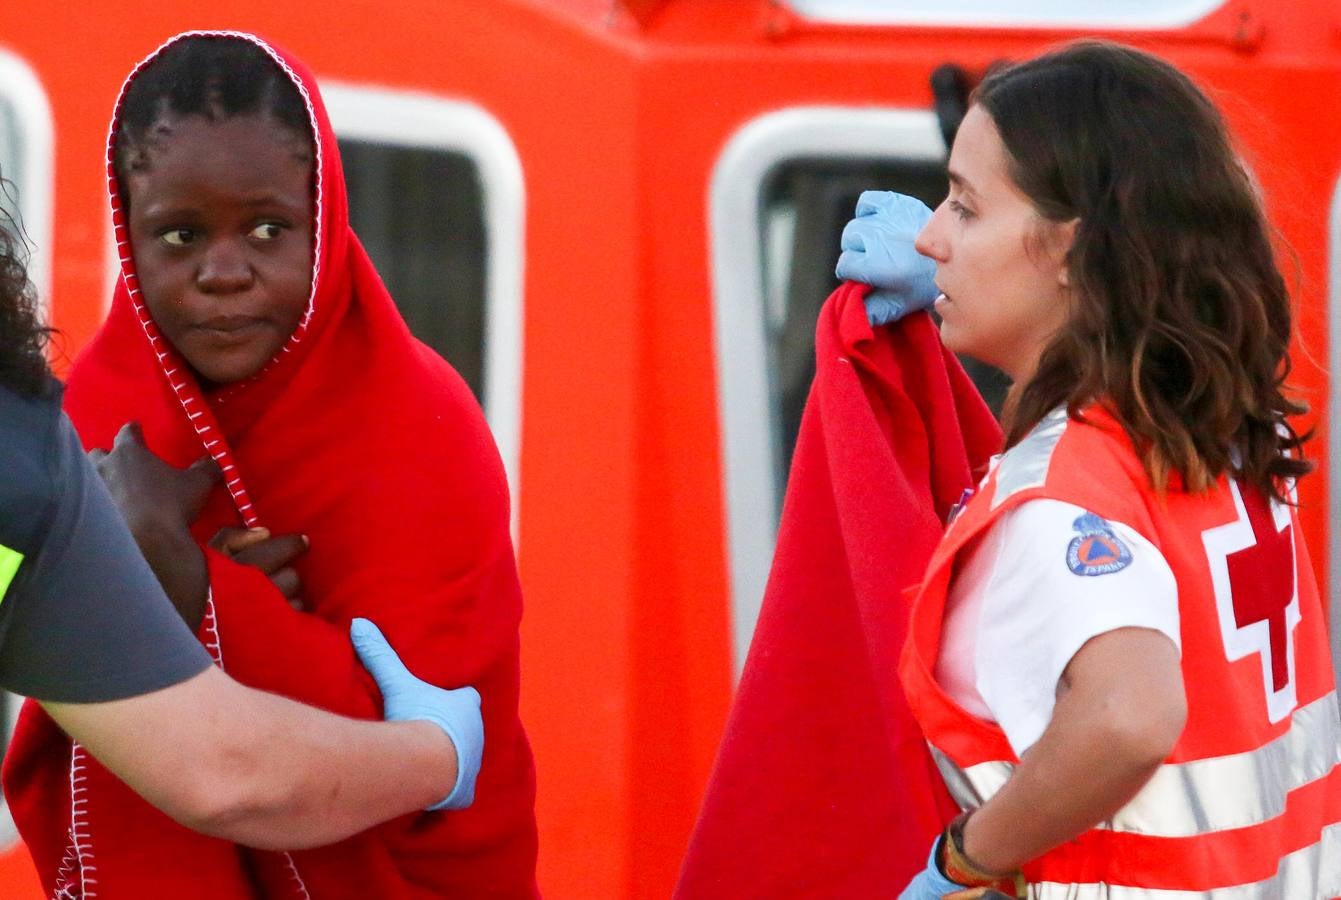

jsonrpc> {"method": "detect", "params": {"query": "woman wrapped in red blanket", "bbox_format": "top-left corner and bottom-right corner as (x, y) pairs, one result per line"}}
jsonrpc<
(3, 30), (538, 899)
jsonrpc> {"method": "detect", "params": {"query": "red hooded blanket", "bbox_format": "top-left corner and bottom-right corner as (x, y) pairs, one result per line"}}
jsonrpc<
(3, 31), (537, 899)
(675, 283), (1002, 897)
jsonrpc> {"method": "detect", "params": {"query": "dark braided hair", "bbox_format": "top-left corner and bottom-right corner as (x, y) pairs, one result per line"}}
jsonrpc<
(115, 36), (310, 190)
(0, 181), (51, 397)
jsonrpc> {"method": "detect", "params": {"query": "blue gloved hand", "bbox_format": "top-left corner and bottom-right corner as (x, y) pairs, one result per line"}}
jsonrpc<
(835, 191), (939, 326)
(351, 617), (484, 811)
(899, 835), (966, 900)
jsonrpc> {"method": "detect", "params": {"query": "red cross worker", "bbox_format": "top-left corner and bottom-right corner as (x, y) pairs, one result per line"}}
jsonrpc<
(840, 40), (1341, 900)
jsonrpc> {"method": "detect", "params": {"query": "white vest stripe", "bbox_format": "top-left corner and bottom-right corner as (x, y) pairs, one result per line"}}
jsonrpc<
(990, 408), (1070, 509)
(932, 691), (1341, 838)
(1030, 818), (1341, 898)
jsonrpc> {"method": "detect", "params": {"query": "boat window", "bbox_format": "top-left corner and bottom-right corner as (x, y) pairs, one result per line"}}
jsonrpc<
(0, 48), (53, 852)
(0, 98), (23, 231)
(321, 84), (525, 510)
(0, 51), (52, 311)
(784, 0), (1226, 30)
(340, 140), (488, 400)
(712, 107), (1014, 674)
(759, 159), (1010, 492)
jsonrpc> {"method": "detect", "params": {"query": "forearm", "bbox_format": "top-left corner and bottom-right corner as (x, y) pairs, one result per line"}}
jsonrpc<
(961, 628), (1185, 874)
(194, 681), (456, 848)
(961, 692), (1165, 872)
(132, 517), (209, 630)
(44, 667), (457, 851)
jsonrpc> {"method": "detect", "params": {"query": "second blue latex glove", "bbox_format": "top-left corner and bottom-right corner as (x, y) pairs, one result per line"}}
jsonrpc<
(351, 617), (484, 811)
(835, 191), (939, 326)
(899, 835), (968, 900)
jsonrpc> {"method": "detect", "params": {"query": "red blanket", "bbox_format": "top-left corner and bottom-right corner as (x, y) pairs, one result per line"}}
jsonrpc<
(3, 31), (537, 899)
(675, 283), (1001, 897)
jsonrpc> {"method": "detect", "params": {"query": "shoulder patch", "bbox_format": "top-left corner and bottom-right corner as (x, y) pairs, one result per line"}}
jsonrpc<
(1066, 512), (1132, 576)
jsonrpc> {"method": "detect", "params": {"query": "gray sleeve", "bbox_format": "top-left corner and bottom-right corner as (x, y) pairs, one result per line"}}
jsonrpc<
(0, 409), (211, 703)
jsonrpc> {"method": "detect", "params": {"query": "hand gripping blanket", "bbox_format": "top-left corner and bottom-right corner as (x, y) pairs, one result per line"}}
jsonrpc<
(675, 283), (1002, 898)
(2, 31), (538, 899)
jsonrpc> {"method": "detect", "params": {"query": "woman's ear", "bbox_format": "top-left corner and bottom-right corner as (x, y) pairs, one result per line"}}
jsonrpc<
(1055, 218), (1079, 287)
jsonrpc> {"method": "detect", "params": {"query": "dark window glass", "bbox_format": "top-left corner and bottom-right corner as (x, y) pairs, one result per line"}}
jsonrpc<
(0, 99), (26, 241)
(339, 140), (488, 401)
(760, 159), (1009, 505)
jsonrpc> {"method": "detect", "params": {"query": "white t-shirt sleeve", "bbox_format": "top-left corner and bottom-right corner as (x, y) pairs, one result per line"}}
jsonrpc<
(949, 499), (1181, 757)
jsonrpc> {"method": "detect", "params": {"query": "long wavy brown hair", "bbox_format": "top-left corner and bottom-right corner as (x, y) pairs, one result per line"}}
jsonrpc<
(977, 41), (1310, 500)
(0, 177), (51, 398)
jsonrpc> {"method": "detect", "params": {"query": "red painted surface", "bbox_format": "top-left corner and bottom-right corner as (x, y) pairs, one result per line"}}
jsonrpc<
(0, 844), (42, 897)
(0, 2), (1337, 897)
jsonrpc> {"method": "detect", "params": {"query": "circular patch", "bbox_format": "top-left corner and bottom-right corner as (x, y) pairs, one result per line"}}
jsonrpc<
(1066, 512), (1133, 576)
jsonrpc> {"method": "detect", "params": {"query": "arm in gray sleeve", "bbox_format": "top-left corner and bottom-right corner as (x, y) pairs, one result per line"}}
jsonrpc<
(0, 399), (210, 701)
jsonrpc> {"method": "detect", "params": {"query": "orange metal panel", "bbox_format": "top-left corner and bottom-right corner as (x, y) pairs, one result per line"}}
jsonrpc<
(0, 2), (1337, 897)
(0, 843), (42, 899)
(615, 0), (671, 27)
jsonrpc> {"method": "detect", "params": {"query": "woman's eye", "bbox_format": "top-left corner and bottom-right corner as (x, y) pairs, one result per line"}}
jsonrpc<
(250, 222), (284, 240)
(159, 228), (195, 247)
(949, 200), (974, 221)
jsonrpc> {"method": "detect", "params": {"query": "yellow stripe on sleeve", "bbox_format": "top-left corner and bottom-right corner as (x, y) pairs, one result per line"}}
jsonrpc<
(0, 544), (24, 606)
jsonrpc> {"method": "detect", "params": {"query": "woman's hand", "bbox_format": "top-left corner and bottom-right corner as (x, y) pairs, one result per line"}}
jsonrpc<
(836, 191), (940, 325)
(211, 527), (309, 608)
(90, 422), (217, 629)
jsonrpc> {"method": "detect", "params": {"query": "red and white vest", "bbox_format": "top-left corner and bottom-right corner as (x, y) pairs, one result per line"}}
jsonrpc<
(899, 407), (1341, 898)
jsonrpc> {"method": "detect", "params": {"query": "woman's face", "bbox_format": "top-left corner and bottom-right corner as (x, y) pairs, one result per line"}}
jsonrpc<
(915, 105), (1075, 383)
(124, 113), (313, 388)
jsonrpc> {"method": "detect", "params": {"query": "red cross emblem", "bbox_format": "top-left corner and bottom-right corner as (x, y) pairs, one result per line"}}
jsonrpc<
(1225, 486), (1295, 691)
(1202, 480), (1300, 722)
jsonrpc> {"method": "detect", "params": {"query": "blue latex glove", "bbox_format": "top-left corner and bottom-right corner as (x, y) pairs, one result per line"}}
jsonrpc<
(835, 191), (939, 326)
(351, 617), (484, 811)
(899, 835), (966, 900)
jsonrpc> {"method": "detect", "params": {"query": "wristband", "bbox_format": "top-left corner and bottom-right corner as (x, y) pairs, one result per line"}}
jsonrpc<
(938, 812), (1027, 899)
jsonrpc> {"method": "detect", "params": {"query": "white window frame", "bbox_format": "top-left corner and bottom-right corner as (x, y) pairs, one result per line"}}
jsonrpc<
(709, 106), (943, 676)
(321, 83), (526, 521)
(784, 0), (1226, 30)
(0, 47), (54, 852)
(1328, 173), (1341, 692)
(0, 48), (55, 316)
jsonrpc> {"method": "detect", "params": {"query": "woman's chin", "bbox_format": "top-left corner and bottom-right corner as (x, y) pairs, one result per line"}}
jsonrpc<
(937, 320), (968, 355)
(174, 332), (284, 388)
(184, 352), (271, 389)
(937, 325), (1004, 377)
